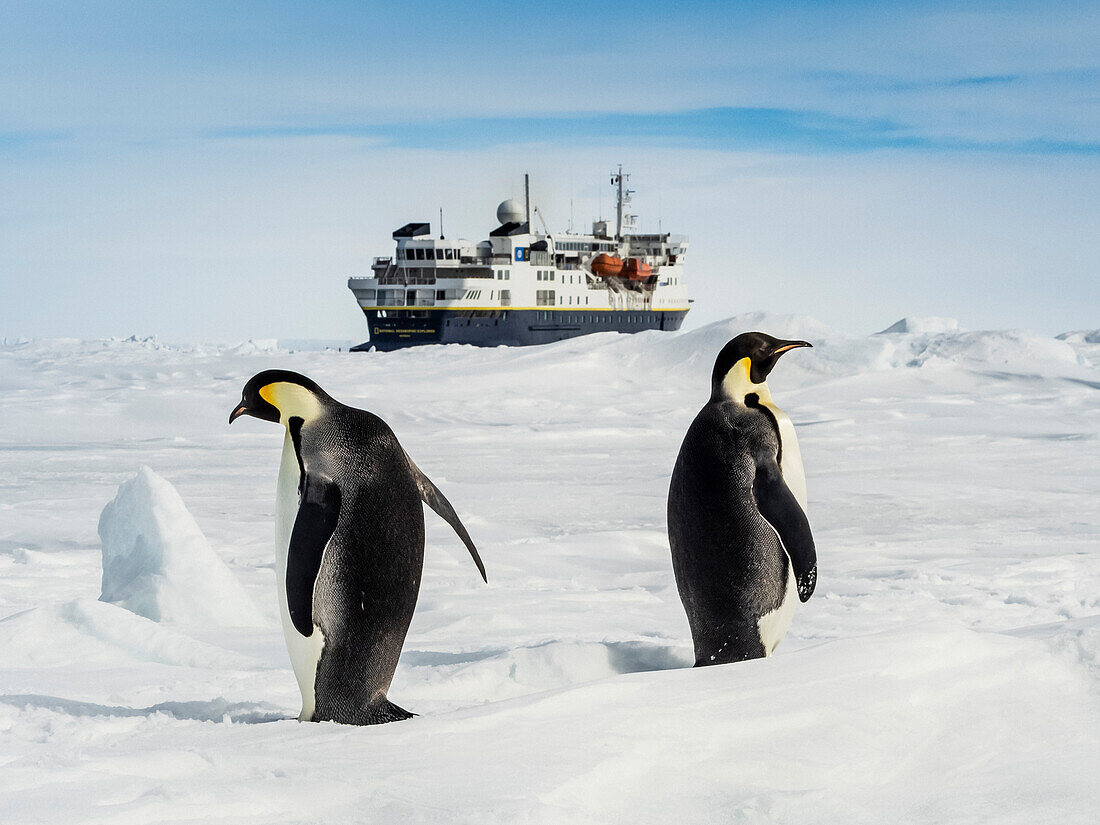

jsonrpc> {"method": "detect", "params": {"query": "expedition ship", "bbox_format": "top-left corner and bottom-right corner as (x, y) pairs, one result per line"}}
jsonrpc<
(348, 168), (690, 350)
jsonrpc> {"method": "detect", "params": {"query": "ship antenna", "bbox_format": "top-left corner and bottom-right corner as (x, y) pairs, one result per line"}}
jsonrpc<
(439, 207), (444, 239)
(614, 164), (623, 240)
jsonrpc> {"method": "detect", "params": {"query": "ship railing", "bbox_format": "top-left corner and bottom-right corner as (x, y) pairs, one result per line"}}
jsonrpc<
(377, 276), (437, 286)
(458, 257), (512, 266)
(423, 273), (497, 282)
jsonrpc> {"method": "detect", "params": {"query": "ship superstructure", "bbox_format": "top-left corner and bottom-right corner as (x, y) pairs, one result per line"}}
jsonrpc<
(348, 167), (691, 350)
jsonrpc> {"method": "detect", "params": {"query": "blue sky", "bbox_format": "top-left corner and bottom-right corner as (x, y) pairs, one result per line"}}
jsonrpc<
(1, 1), (1097, 339)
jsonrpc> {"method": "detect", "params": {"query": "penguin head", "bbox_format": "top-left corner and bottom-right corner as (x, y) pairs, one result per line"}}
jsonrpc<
(711, 332), (812, 401)
(229, 370), (330, 427)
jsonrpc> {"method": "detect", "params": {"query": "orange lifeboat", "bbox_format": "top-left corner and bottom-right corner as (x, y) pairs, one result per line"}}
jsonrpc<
(622, 258), (652, 281)
(590, 254), (624, 277)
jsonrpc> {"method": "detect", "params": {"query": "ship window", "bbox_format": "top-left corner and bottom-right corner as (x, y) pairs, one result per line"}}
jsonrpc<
(414, 248), (425, 260)
(445, 248), (454, 260)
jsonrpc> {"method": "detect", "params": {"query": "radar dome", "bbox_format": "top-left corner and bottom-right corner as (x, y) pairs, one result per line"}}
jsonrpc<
(496, 199), (525, 224)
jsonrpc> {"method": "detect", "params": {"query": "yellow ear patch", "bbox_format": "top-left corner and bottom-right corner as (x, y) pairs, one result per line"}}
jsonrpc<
(740, 356), (753, 381)
(259, 384), (278, 408)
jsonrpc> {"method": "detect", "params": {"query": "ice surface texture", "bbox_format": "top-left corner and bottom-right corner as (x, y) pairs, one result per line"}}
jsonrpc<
(0, 314), (1097, 823)
(98, 466), (264, 626)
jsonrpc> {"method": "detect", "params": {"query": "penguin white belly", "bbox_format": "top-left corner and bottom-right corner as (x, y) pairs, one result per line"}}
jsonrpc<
(756, 400), (805, 655)
(756, 561), (799, 655)
(274, 432), (326, 721)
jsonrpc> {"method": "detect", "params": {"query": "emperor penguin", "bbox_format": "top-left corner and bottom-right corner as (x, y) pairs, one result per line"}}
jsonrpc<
(230, 370), (486, 724)
(667, 332), (817, 666)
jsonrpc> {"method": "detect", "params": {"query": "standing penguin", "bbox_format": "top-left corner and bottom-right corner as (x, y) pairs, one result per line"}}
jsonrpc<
(230, 370), (486, 724)
(668, 332), (817, 666)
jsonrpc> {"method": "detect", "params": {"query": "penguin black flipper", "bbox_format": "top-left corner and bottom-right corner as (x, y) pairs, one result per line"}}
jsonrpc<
(405, 454), (488, 583)
(286, 472), (342, 636)
(753, 454), (817, 602)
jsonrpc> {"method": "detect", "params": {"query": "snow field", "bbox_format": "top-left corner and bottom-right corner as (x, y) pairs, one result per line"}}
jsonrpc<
(0, 314), (1098, 823)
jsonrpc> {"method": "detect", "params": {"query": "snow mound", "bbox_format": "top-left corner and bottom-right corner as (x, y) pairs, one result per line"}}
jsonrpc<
(0, 599), (251, 670)
(399, 641), (693, 705)
(650, 314), (1085, 383)
(97, 467), (264, 627)
(908, 329), (1083, 369)
(107, 335), (166, 349)
(1057, 329), (1100, 344)
(639, 312), (840, 384)
(664, 311), (837, 357)
(877, 316), (961, 335)
(224, 338), (280, 354)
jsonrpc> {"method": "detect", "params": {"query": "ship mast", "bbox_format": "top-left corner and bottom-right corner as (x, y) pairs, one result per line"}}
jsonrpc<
(611, 165), (635, 241)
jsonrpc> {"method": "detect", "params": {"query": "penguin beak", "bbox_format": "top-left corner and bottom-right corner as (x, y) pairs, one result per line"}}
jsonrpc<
(772, 340), (812, 355)
(229, 404), (249, 424)
(752, 339), (812, 382)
